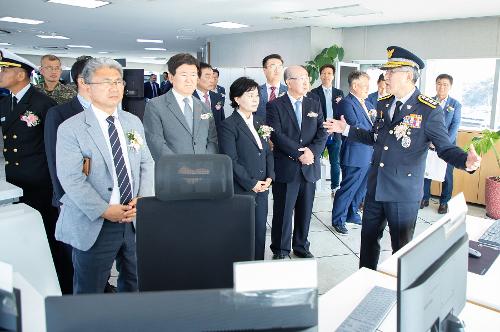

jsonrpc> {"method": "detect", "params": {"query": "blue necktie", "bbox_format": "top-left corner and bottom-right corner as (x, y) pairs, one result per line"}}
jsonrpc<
(325, 89), (333, 119)
(294, 100), (302, 129)
(106, 116), (132, 205)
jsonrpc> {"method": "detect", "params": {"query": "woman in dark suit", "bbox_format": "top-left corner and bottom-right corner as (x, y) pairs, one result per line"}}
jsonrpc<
(219, 77), (275, 260)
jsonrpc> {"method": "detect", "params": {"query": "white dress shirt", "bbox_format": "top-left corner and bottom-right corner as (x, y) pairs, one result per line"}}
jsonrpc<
(92, 106), (133, 205)
(237, 110), (262, 150)
(196, 89), (211, 107)
(13, 83), (31, 102)
(171, 88), (193, 114)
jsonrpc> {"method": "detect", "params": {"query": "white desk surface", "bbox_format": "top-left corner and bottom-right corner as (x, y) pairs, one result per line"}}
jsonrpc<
(377, 215), (499, 312)
(319, 268), (500, 332)
(0, 180), (22, 201)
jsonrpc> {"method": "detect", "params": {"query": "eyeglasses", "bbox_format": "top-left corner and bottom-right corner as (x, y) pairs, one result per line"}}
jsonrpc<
(266, 64), (283, 71)
(42, 66), (62, 71)
(86, 80), (126, 87)
(288, 76), (308, 82)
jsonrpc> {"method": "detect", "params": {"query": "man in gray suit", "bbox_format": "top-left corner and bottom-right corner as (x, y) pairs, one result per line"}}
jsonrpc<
(55, 58), (154, 294)
(143, 53), (218, 160)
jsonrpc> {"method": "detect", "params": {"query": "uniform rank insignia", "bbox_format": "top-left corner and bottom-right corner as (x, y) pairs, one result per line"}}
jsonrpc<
(402, 114), (422, 128)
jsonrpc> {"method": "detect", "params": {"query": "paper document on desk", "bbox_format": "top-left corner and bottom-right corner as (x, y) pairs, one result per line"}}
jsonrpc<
(424, 149), (447, 182)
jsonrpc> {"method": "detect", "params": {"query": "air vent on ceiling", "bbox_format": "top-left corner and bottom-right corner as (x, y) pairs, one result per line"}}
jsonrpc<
(33, 46), (69, 51)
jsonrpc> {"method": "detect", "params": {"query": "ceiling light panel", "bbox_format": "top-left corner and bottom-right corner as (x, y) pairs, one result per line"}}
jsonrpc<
(47, 0), (110, 9)
(205, 21), (249, 29)
(0, 17), (44, 25)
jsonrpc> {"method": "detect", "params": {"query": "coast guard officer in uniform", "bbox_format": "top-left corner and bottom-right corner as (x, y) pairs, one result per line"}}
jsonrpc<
(323, 46), (481, 270)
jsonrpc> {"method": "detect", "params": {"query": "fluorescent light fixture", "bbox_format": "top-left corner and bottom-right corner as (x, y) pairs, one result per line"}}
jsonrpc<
(0, 42), (12, 46)
(142, 56), (158, 59)
(67, 44), (92, 48)
(98, 51), (109, 54)
(205, 21), (249, 29)
(136, 39), (163, 43)
(176, 35), (195, 40)
(0, 17), (44, 25)
(47, 0), (110, 9)
(36, 34), (70, 39)
(144, 47), (166, 51)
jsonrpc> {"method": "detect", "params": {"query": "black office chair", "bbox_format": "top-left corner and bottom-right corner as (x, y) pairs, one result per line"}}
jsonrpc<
(136, 154), (255, 291)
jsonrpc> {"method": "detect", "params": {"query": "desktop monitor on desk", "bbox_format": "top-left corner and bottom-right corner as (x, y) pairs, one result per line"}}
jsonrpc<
(397, 194), (468, 332)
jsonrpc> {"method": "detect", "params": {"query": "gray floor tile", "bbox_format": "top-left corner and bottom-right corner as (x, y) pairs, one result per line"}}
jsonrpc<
(312, 197), (334, 213)
(307, 231), (352, 257)
(315, 255), (360, 295)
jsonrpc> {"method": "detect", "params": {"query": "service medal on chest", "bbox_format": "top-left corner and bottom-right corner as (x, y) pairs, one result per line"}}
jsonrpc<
(401, 136), (411, 148)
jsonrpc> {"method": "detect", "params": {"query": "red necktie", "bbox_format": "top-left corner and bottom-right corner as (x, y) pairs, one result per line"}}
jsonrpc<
(269, 86), (277, 101)
(204, 93), (211, 108)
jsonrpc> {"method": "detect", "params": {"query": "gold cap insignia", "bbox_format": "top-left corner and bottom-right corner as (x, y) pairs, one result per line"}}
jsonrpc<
(387, 48), (395, 59)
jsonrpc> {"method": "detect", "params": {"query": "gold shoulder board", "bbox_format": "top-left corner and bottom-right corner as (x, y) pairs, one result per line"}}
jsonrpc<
(417, 94), (438, 109)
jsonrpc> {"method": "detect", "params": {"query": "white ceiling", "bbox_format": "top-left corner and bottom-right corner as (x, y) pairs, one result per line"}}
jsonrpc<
(1, 0), (500, 64)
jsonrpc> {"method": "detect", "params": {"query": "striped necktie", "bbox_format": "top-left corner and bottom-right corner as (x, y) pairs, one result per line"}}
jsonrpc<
(106, 116), (132, 205)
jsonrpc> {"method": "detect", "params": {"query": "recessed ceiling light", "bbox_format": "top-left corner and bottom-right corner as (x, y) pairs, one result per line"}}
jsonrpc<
(47, 0), (110, 9)
(0, 17), (44, 25)
(176, 35), (195, 40)
(0, 42), (12, 46)
(205, 21), (249, 29)
(36, 34), (70, 39)
(67, 44), (92, 48)
(144, 47), (166, 51)
(136, 39), (163, 43)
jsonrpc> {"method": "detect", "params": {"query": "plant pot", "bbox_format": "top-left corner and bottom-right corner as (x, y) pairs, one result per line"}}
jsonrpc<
(485, 176), (500, 219)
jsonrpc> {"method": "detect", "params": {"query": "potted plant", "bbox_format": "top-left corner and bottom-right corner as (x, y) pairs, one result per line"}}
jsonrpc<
(467, 129), (500, 218)
(305, 44), (344, 85)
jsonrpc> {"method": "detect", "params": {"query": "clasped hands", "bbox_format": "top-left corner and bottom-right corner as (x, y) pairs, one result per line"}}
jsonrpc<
(298, 147), (314, 165)
(102, 197), (140, 223)
(252, 178), (273, 193)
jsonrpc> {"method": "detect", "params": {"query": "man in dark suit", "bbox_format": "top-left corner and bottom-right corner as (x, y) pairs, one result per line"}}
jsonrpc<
(267, 65), (328, 259)
(144, 73), (160, 99)
(159, 71), (172, 95)
(324, 46), (481, 270)
(331, 71), (374, 235)
(256, 54), (287, 120)
(212, 68), (226, 96)
(366, 74), (387, 107)
(0, 49), (59, 278)
(421, 73), (462, 214)
(193, 62), (225, 132)
(310, 64), (344, 195)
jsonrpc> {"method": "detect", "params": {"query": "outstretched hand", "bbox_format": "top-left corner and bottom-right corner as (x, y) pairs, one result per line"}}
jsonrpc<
(323, 115), (347, 134)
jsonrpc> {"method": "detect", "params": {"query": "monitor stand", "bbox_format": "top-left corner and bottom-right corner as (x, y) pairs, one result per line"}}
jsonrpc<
(431, 312), (465, 332)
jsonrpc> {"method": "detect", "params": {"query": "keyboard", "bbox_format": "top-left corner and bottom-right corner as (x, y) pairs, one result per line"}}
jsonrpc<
(336, 286), (396, 332)
(478, 219), (500, 248)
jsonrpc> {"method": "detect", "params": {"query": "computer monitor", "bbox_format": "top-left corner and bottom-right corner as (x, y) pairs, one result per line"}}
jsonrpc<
(0, 288), (20, 332)
(397, 194), (468, 332)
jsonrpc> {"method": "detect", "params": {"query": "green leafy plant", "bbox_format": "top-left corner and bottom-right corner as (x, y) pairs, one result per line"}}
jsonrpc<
(465, 129), (500, 174)
(305, 44), (344, 85)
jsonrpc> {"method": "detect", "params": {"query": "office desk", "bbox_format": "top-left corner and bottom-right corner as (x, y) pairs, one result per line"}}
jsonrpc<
(319, 268), (500, 332)
(0, 180), (22, 205)
(378, 215), (499, 312)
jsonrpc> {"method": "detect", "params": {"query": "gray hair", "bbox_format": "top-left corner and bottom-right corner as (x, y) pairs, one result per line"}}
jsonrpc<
(409, 67), (420, 83)
(283, 67), (292, 81)
(82, 57), (123, 83)
(347, 70), (370, 87)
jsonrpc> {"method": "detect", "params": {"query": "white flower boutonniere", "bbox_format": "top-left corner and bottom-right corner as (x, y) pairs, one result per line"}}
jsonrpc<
(307, 112), (318, 118)
(257, 125), (274, 140)
(20, 111), (40, 127)
(200, 113), (213, 120)
(278, 91), (286, 97)
(446, 105), (455, 112)
(215, 101), (223, 111)
(335, 96), (342, 103)
(393, 122), (412, 148)
(127, 130), (144, 152)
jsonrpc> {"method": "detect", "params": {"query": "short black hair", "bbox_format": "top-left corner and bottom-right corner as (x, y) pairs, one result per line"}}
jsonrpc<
(347, 70), (369, 87)
(167, 53), (199, 76)
(71, 55), (92, 88)
(212, 68), (220, 75)
(377, 74), (385, 83)
(262, 54), (283, 68)
(436, 73), (453, 85)
(229, 77), (259, 109)
(319, 64), (336, 75)
(198, 62), (213, 78)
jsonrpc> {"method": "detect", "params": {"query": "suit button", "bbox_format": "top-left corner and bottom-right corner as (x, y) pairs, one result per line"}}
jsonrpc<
(379, 162), (384, 167)
(2, 135), (5, 139)
(108, 187), (113, 191)
(389, 130), (393, 134)
(258, 153), (261, 156)
(13, 135), (17, 139)
(15, 162), (19, 166)
(260, 170), (264, 173)
(407, 173), (412, 177)
(3, 148), (6, 152)
(300, 139), (303, 143)
(193, 142), (196, 145)
(5, 161), (9, 165)
(384, 146), (388, 150)
(13, 148), (17, 152)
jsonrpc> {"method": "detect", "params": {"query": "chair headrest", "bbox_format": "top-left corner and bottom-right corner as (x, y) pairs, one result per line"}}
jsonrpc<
(155, 154), (234, 201)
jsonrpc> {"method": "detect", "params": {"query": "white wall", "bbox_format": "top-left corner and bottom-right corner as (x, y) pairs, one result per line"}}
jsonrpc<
(310, 26), (343, 58)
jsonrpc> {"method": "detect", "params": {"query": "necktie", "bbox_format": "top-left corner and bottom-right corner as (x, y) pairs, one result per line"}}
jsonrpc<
(152, 83), (157, 97)
(392, 101), (403, 122)
(106, 116), (132, 205)
(269, 86), (277, 101)
(325, 89), (333, 119)
(294, 100), (302, 129)
(203, 92), (211, 108)
(12, 96), (18, 111)
(183, 97), (193, 133)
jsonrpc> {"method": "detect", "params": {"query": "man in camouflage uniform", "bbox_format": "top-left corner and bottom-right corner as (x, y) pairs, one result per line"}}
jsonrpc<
(36, 54), (76, 104)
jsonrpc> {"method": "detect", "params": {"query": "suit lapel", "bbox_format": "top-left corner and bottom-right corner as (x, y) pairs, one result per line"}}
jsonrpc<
(235, 112), (261, 150)
(379, 96), (393, 124)
(84, 107), (114, 176)
(2, 86), (34, 132)
(166, 91), (192, 134)
(349, 93), (372, 125)
(278, 84), (287, 97)
(283, 96), (300, 132)
(260, 85), (268, 102)
(192, 99), (202, 137)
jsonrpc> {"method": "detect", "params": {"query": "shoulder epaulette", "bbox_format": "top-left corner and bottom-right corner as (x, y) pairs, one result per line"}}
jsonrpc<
(377, 94), (393, 101)
(418, 94), (438, 109)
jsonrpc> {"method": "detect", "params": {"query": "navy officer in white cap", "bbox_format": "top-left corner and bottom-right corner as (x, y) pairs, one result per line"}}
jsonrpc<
(323, 46), (481, 270)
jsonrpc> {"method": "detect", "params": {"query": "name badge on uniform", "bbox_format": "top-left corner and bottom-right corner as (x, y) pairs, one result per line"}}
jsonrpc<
(402, 114), (422, 128)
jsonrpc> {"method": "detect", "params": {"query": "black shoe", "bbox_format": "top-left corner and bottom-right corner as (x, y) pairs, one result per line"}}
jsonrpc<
(346, 219), (362, 225)
(438, 203), (448, 214)
(293, 250), (314, 258)
(104, 282), (117, 293)
(420, 199), (429, 209)
(272, 253), (287, 260)
(333, 224), (348, 235)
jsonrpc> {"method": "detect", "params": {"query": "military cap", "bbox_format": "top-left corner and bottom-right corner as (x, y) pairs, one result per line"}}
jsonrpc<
(0, 49), (36, 73)
(380, 46), (425, 70)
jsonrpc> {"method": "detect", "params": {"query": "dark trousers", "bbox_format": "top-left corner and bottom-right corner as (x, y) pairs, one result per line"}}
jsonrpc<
(254, 191), (269, 260)
(423, 163), (454, 204)
(359, 198), (420, 270)
(332, 164), (369, 226)
(271, 172), (316, 255)
(326, 137), (342, 189)
(72, 221), (137, 294)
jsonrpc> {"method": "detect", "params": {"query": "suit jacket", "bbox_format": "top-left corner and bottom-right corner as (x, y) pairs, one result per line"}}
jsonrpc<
(144, 81), (160, 99)
(219, 112), (274, 194)
(44, 96), (85, 206)
(160, 80), (173, 95)
(366, 91), (379, 108)
(216, 85), (226, 96)
(192, 90), (226, 131)
(436, 96), (462, 143)
(256, 83), (287, 120)
(310, 85), (344, 143)
(266, 94), (328, 183)
(143, 89), (218, 161)
(55, 107), (155, 251)
(337, 93), (374, 167)
(0, 85), (57, 187)
(348, 89), (469, 202)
